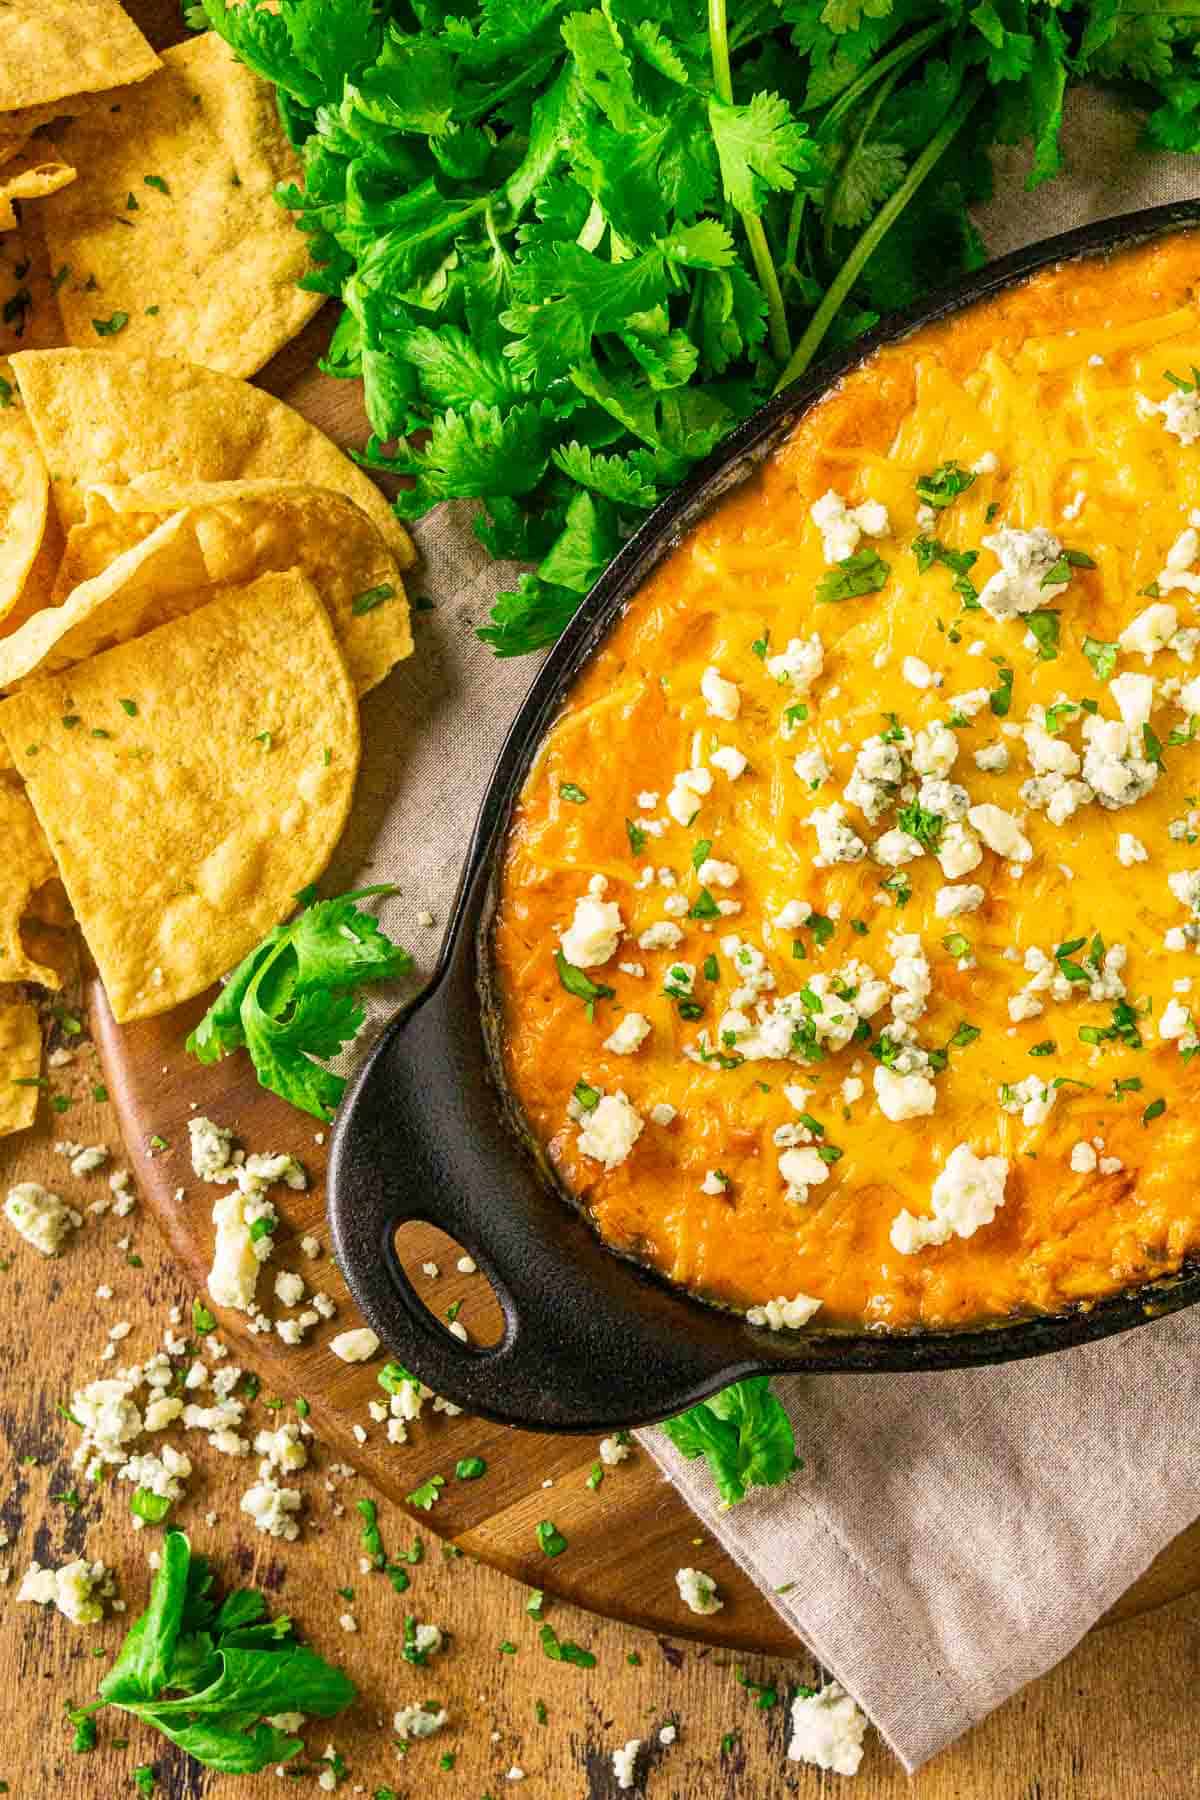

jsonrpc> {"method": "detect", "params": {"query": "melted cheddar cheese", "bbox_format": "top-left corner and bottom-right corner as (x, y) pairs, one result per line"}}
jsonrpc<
(494, 232), (1200, 1332)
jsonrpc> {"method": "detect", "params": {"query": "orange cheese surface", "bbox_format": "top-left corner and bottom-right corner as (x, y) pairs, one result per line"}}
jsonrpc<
(493, 232), (1200, 1332)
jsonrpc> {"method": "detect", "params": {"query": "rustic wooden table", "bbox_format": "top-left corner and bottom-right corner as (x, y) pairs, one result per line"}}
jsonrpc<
(3, 1042), (1200, 1798)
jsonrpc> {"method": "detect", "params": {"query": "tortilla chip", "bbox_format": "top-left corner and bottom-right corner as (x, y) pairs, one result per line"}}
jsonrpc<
(0, 570), (361, 1022)
(0, 409), (50, 627)
(10, 347), (415, 569)
(41, 34), (322, 378)
(0, 776), (60, 987)
(61, 479), (411, 689)
(0, 999), (42, 1136)
(2, 1), (159, 114)
(0, 139), (75, 234)
(3, 483), (410, 694)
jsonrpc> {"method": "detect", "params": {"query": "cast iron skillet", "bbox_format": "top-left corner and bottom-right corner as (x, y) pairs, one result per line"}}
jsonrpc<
(329, 197), (1200, 1432)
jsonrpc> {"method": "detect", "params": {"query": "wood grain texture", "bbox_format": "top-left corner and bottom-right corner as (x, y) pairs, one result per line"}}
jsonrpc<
(3, 1058), (1200, 1798)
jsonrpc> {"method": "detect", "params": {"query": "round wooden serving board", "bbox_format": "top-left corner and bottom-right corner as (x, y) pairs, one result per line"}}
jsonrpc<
(90, 296), (1200, 1658)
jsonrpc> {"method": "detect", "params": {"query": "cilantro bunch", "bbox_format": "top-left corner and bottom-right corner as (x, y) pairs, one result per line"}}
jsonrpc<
(662, 1374), (800, 1506)
(72, 1533), (355, 1774)
(187, 886), (412, 1120)
(203, 0), (1200, 655)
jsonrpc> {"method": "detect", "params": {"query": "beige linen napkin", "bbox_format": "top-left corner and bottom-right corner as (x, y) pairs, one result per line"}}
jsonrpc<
(337, 88), (1200, 1772)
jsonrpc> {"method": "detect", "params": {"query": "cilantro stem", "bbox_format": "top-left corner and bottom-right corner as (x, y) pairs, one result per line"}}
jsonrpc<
(822, 61), (908, 259)
(817, 22), (950, 143)
(774, 79), (980, 393)
(708, 0), (790, 364)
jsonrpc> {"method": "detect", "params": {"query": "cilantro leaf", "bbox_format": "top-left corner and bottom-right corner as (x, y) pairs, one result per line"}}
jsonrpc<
(186, 888), (411, 1121)
(815, 547), (890, 602)
(661, 1376), (800, 1507)
(93, 1532), (353, 1774)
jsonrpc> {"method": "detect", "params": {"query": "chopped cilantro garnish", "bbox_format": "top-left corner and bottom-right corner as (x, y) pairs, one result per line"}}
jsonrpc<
(1082, 636), (1118, 682)
(572, 1077), (600, 1111)
(350, 583), (396, 615)
(815, 548), (889, 604)
(559, 780), (588, 803)
(880, 870), (911, 908)
(535, 1520), (568, 1557)
(540, 1621), (595, 1667)
(897, 801), (943, 851)
(192, 1299), (216, 1334)
(689, 886), (720, 920)
(1143, 1097), (1167, 1125)
(555, 951), (614, 1020)
(625, 818), (645, 854)
(143, 174), (170, 193)
(915, 460), (976, 509)
(92, 312), (130, 337)
(130, 1489), (171, 1525)
(691, 838), (712, 869)
(1025, 608), (1060, 660)
(455, 1456), (486, 1480)
(989, 666), (1014, 716)
(406, 1475), (446, 1511)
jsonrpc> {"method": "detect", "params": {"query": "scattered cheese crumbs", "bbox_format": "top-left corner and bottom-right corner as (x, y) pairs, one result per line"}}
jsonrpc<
(700, 666), (740, 720)
(810, 489), (889, 565)
(977, 525), (1067, 619)
(603, 1012), (651, 1055)
(1116, 833), (1148, 867)
(891, 1143), (1009, 1255)
(560, 893), (624, 968)
(1070, 1141), (1099, 1174)
(17, 1558), (109, 1625)
(746, 1292), (822, 1330)
(649, 1102), (677, 1126)
(599, 1435), (631, 1466)
(675, 1566), (723, 1615)
(395, 1704), (449, 1739)
(240, 1474), (302, 1540)
(659, 1724), (678, 1745)
(457, 1254), (477, 1274)
(330, 1327), (380, 1363)
(967, 803), (1032, 862)
(612, 1739), (643, 1791)
(1138, 384), (1200, 445)
(766, 632), (825, 691)
(55, 1140), (109, 1177)
(711, 745), (749, 779)
(577, 1092), (644, 1170)
(788, 1681), (869, 1777)
(274, 1270), (305, 1307)
(4, 1183), (81, 1255)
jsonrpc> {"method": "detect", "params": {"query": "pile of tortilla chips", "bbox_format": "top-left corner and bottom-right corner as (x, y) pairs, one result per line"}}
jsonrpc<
(1, 19), (322, 376)
(0, 348), (415, 1135)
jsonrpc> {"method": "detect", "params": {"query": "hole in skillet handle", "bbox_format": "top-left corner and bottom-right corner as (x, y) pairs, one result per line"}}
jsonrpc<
(327, 927), (763, 1435)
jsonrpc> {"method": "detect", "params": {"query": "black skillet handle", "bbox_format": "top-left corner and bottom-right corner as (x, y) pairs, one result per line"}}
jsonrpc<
(327, 962), (758, 1433)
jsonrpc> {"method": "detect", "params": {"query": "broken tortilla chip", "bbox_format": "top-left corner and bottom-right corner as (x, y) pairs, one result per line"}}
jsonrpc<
(0, 570), (361, 1022)
(2, 483), (410, 694)
(57, 479), (412, 690)
(10, 347), (415, 569)
(0, 410), (50, 628)
(0, 777), (61, 988)
(0, 999), (42, 1136)
(0, 139), (76, 234)
(0, 509), (214, 688)
(41, 34), (322, 378)
(2, 1), (159, 114)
